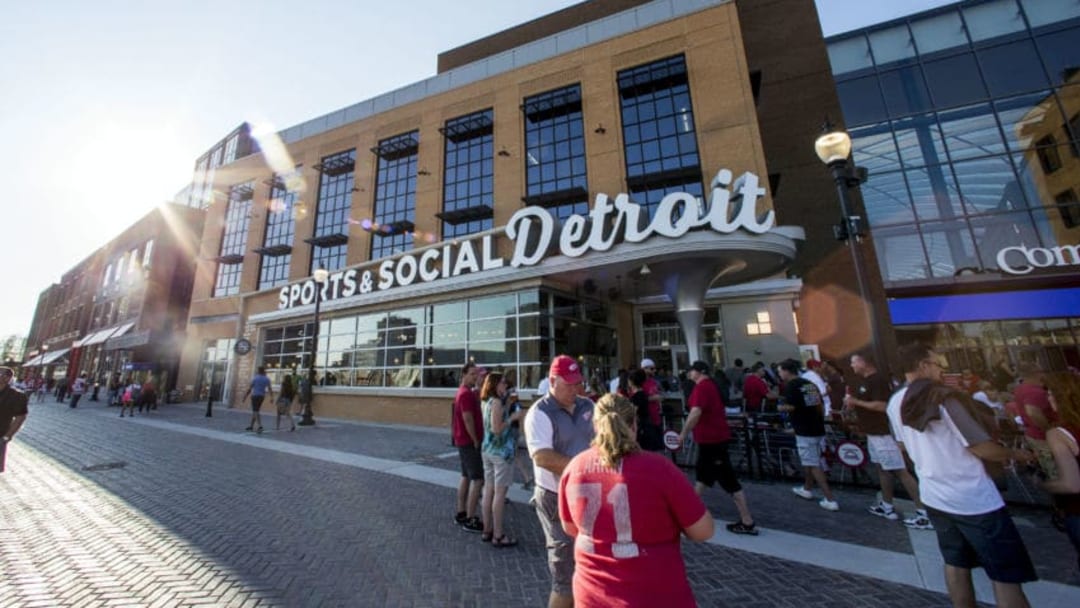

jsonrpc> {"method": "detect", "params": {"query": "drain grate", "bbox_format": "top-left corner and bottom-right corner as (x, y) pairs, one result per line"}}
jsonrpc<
(82, 461), (128, 472)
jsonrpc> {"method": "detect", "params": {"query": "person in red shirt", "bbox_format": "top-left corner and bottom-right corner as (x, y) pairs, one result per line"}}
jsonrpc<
(452, 362), (484, 532)
(678, 360), (758, 535)
(1014, 363), (1056, 441)
(742, 363), (771, 412)
(639, 358), (663, 428)
(559, 394), (714, 607)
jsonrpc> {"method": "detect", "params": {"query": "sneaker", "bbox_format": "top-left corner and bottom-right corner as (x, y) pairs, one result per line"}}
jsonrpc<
(819, 498), (840, 511)
(792, 486), (815, 500)
(460, 516), (483, 533)
(868, 503), (899, 521)
(726, 521), (759, 536)
(903, 514), (934, 530)
(454, 511), (467, 526)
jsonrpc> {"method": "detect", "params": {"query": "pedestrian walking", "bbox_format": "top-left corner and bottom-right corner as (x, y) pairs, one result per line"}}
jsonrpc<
(678, 360), (758, 535)
(69, 373), (87, 408)
(559, 393), (714, 607)
(888, 343), (1037, 608)
(0, 366), (29, 473)
(778, 359), (839, 511)
(243, 366), (272, 434)
(276, 375), (297, 431)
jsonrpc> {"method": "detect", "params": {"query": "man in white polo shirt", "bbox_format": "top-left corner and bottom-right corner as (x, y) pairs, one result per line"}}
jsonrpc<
(525, 355), (594, 608)
(888, 343), (1037, 608)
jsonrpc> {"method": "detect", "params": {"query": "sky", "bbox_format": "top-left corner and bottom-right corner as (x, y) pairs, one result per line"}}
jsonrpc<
(0, 0), (955, 346)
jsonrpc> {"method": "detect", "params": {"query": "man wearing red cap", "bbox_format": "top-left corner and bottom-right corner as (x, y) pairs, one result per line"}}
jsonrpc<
(524, 355), (595, 608)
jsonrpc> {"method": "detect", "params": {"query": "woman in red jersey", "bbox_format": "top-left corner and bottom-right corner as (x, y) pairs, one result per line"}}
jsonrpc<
(559, 394), (714, 607)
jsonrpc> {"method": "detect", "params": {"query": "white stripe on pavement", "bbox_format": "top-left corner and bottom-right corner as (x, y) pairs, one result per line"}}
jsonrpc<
(111, 412), (1080, 606)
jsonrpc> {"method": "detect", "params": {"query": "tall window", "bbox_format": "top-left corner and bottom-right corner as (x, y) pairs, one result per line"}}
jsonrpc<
(439, 110), (494, 238)
(142, 240), (154, 269)
(371, 132), (418, 260)
(213, 182), (253, 297)
(523, 85), (589, 219)
(618, 55), (702, 217)
(258, 171), (299, 290)
(310, 150), (355, 273)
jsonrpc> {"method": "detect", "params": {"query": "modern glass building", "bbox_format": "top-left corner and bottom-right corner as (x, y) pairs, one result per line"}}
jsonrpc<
(827, 0), (1080, 373)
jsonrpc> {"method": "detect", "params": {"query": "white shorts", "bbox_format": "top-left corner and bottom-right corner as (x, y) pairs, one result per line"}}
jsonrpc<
(482, 452), (514, 488)
(796, 435), (825, 468)
(866, 434), (905, 471)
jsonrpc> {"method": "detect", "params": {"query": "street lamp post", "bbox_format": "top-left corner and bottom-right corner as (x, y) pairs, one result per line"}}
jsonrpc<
(814, 122), (886, 368)
(299, 265), (329, 426)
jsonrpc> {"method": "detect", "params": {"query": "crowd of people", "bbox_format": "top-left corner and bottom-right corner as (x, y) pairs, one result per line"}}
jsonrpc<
(3, 342), (1077, 607)
(448, 350), (1079, 608)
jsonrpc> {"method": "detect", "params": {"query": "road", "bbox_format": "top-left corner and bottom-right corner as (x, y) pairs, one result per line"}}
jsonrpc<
(1, 399), (1075, 607)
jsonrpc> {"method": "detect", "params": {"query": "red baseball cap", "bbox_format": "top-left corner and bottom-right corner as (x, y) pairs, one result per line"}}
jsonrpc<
(550, 355), (584, 385)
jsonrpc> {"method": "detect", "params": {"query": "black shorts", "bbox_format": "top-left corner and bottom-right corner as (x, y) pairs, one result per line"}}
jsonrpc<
(695, 441), (741, 494)
(251, 395), (265, 412)
(457, 445), (484, 481)
(927, 506), (1037, 584)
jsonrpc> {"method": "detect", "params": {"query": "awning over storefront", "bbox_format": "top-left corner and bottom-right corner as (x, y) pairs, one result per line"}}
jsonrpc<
(24, 348), (70, 367)
(22, 353), (44, 367)
(103, 323), (141, 350)
(889, 287), (1080, 325)
(76, 325), (123, 348)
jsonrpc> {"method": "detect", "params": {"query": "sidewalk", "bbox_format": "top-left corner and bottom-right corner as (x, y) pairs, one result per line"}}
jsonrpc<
(76, 398), (1080, 605)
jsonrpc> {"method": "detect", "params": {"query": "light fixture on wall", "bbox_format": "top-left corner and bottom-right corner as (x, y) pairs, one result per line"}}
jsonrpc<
(497, 147), (511, 157)
(417, 168), (431, 176)
(746, 311), (772, 336)
(639, 263), (651, 276)
(594, 123), (607, 134)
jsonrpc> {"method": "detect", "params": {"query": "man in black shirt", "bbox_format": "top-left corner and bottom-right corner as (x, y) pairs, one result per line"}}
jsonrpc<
(847, 353), (931, 529)
(0, 366), (29, 473)
(778, 359), (838, 511)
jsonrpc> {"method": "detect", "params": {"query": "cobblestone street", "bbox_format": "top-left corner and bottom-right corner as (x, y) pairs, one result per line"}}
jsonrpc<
(1, 400), (1075, 607)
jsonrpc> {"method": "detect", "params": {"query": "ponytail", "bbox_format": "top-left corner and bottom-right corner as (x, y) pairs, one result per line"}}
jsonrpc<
(592, 393), (640, 468)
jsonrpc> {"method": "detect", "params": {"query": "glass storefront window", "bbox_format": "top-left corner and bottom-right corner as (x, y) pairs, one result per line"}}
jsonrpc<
(911, 10), (968, 55)
(995, 90), (1065, 154)
(851, 123), (902, 174)
(257, 289), (609, 389)
(470, 294), (516, 319)
(920, 220), (978, 277)
(1022, 0), (1080, 26)
(938, 103), (1006, 161)
(893, 114), (948, 168)
(837, 76), (888, 127)
(963, 0), (1025, 42)
(828, 35), (873, 75)
(874, 227), (930, 281)
(978, 40), (1050, 97)
(1036, 26), (1080, 87)
(863, 170), (916, 226)
(952, 155), (1027, 213)
(869, 25), (915, 65)
(923, 54), (989, 109)
(881, 66), (933, 117)
(906, 164), (965, 220)
(971, 210), (1042, 270)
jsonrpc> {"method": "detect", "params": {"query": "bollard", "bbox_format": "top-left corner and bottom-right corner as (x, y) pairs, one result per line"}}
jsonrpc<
(206, 384), (214, 417)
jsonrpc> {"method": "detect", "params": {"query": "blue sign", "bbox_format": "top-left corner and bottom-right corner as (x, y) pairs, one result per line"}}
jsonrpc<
(123, 362), (156, 371)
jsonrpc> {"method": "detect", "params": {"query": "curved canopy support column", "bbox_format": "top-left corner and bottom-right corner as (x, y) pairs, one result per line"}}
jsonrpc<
(661, 260), (739, 364)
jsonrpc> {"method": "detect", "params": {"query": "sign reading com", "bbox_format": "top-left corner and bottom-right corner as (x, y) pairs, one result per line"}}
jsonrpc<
(995, 243), (1080, 275)
(279, 169), (775, 310)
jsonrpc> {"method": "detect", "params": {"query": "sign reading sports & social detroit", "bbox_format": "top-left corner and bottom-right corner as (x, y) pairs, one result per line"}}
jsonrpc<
(278, 169), (775, 310)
